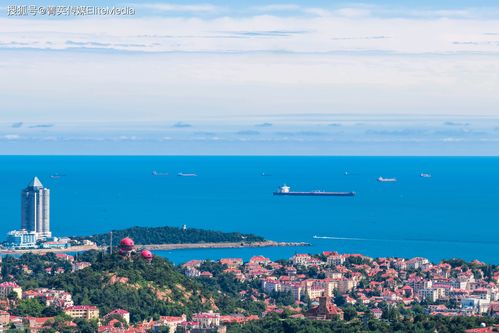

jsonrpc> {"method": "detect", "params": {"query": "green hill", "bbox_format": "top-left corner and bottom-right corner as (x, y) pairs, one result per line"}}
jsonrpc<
(1, 251), (264, 323)
(72, 225), (265, 246)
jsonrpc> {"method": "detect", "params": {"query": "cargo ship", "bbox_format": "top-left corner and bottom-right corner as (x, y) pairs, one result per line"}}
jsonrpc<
(273, 185), (355, 197)
(377, 176), (397, 182)
(178, 172), (197, 177)
(50, 173), (66, 179)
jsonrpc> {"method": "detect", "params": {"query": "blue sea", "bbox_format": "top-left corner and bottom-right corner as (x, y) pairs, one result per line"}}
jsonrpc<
(0, 156), (498, 264)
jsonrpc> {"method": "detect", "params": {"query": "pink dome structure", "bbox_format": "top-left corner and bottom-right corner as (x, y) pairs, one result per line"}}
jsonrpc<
(119, 237), (135, 252)
(141, 250), (153, 262)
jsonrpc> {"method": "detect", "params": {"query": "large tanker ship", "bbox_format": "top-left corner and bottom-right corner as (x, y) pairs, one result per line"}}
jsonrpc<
(273, 185), (355, 197)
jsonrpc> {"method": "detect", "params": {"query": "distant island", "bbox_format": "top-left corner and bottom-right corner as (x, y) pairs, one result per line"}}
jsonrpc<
(71, 225), (266, 246)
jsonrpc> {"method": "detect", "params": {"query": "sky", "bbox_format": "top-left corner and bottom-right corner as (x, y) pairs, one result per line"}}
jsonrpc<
(1, 0), (499, 155)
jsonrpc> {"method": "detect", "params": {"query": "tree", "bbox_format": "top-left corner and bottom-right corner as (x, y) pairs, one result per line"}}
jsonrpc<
(73, 226), (265, 246)
(11, 298), (45, 317)
(7, 291), (19, 301)
(50, 314), (75, 332)
(75, 319), (99, 333)
(269, 291), (295, 306)
(42, 305), (63, 317)
(343, 305), (357, 321)
(334, 293), (346, 307)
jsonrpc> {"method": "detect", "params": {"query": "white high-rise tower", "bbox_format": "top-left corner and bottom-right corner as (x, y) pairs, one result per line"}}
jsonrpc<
(21, 177), (51, 239)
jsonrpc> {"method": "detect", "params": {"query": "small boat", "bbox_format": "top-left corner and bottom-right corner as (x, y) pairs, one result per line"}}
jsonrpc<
(152, 171), (168, 176)
(261, 173), (272, 176)
(178, 172), (197, 177)
(377, 176), (397, 182)
(420, 173), (432, 178)
(50, 173), (66, 179)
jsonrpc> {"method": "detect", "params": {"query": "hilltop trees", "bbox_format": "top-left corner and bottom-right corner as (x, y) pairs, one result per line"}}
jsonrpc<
(73, 226), (265, 246)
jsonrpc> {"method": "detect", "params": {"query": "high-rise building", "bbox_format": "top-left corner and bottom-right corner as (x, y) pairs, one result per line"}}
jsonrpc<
(21, 177), (51, 238)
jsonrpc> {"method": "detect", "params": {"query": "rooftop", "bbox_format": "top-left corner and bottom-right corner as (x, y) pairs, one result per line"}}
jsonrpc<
(27, 177), (44, 189)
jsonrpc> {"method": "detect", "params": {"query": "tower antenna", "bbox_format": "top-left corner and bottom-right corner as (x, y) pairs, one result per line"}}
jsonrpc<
(109, 231), (113, 255)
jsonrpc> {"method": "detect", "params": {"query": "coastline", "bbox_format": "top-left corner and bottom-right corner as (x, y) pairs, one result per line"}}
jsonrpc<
(143, 241), (310, 251)
(0, 244), (99, 254)
(0, 241), (309, 255)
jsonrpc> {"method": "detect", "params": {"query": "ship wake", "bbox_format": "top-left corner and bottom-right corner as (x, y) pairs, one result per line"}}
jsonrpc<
(313, 235), (366, 241)
(313, 235), (499, 246)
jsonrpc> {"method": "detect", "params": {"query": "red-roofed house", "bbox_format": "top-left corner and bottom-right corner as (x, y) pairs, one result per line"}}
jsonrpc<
(401, 285), (414, 298)
(327, 253), (345, 266)
(105, 309), (130, 324)
(0, 310), (10, 325)
(71, 262), (91, 272)
(305, 296), (344, 320)
(291, 254), (312, 266)
(98, 326), (138, 333)
(0, 282), (22, 299)
(249, 256), (271, 265)
(182, 260), (204, 268)
(220, 314), (258, 324)
(219, 258), (243, 268)
(155, 314), (186, 332)
(200, 271), (213, 278)
(371, 308), (383, 319)
(465, 325), (499, 333)
(26, 316), (55, 332)
(192, 311), (220, 328)
(55, 253), (74, 262)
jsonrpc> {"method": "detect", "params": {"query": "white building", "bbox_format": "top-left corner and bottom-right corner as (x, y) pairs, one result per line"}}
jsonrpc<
(192, 312), (220, 328)
(0, 282), (22, 299)
(417, 288), (438, 302)
(21, 177), (51, 239)
(281, 283), (303, 301)
(462, 298), (490, 314)
(292, 254), (312, 266)
(5, 229), (37, 249)
(327, 254), (345, 266)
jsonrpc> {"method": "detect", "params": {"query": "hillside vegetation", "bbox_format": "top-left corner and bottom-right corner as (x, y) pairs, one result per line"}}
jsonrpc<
(1, 251), (264, 323)
(72, 226), (265, 246)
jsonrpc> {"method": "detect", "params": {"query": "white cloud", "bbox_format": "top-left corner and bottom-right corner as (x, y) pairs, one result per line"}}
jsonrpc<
(333, 7), (372, 18)
(132, 3), (222, 13)
(3, 134), (21, 140)
(1, 10), (499, 55)
(302, 7), (332, 17)
(1, 3), (499, 124)
(116, 135), (138, 141)
(252, 4), (302, 12)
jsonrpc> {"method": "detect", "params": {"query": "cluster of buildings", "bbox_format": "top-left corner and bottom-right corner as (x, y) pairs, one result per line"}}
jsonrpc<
(4, 177), (71, 250)
(0, 245), (497, 332)
(0, 277), (250, 333)
(183, 251), (499, 322)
